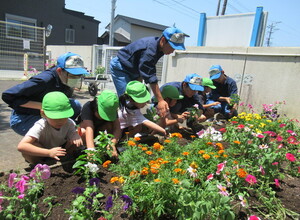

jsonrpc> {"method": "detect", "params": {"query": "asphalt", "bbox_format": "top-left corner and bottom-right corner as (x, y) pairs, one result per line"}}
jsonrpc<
(0, 79), (94, 174)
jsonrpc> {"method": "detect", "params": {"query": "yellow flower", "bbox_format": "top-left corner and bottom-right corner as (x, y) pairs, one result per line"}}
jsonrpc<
(102, 160), (112, 168)
(110, 177), (119, 183)
(198, 150), (205, 154)
(218, 150), (225, 154)
(174, 168), (183, 173)
(223, 154), (228, 158)
(202, 154), (211, 160)
(118, 176), (125, 184)
(153, 142), (164, 151)
(172, 178), (180, 184)
(190, 162), (198, 169)
(259, 123), (266, 128)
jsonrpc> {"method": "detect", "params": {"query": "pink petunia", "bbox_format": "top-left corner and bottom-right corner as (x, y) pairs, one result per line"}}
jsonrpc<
(272, 162), (279, 166)
(8, 173), (17, 188)
(15, 175), (29, 194)
(257, 134), (265, 139)
(248, 215), (261, 220)
(287, 136), (299, 145)
(206, 173), (214, 181)
(277, 144), (283, 149)
(217, 184), (229, 196)
(274, 179), (280, 188)
(0, 191), (3, 204)
(30, 164), (51, 181)
(263, 131), (276, 136)
(245, 174), (257, 185)
(276, 135), (283, 142)
(286, 153), (296, 162)
(18, 194), (25, 199)
(216, 161), (227, 175)
(286, 130), (296, 136)
(279, 123), (286, 128)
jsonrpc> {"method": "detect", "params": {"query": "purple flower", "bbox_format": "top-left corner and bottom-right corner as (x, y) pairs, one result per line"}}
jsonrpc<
(30, 164), (51, 181)
(8, 173), (17, 188)
(15, 177), (28, 194)
(71, 187), (85, 194)
(18, 194), (25, 199)
(121, 195), (133, 211)
(105, 196), (113, 211)
(89, 178), (100, 186)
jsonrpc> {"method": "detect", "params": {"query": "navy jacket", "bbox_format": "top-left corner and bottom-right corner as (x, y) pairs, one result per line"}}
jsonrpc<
(209, 76), (238, 101)
(2, 67), (73, 115)
(161, 82), (204, 114)
(117, 36), (164, 84)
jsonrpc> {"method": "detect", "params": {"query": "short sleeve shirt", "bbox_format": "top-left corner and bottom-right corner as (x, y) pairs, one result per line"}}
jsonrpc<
(118, 109), (149, 129)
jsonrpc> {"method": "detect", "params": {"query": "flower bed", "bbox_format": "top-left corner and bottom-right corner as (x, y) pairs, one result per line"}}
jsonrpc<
(0, 102), (299, 219)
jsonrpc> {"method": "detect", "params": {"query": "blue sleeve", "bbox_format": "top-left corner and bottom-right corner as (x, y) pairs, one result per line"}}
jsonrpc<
(228, 78), (238, 96)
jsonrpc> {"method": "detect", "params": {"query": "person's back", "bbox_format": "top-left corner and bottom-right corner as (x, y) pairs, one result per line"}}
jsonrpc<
(17, 91), (82, 165)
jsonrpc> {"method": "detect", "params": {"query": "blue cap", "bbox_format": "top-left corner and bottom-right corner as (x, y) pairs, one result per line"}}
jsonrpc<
(163, 27), (189, 50)
(183, 73), (204, 91)
(57, 52), (89, 75)
(209, 65), (223, 80)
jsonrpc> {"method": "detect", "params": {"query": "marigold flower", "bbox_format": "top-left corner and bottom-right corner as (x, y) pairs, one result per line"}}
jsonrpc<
(164, 139), (171, 143)
(134, 137), (141, 141)
(170, 133), (183, 138)
(137, 144), (143, 148)
(237, 168), (248, 178)
(174, 158), (182, 165)
(145, 151), (153, 155)
(182, 152), (189, 156)
(127, 140), (136, 146)
(206, 142), (213, 145)
(223, 154), (228, 158)
(110, 177), (119, 183)
(218, 150), (225, 154)
(233, 160), (238, 164)
(154, 179), (161, 182)
(141, 147), (148, 151)
(190, 162), (198, 169)
(150, 168), (159, 174)
(190, 135), (196, 138)
(172, 178), (180, 184)
(214, 155), (220, 158)
(174, 168), (182, 173)
(198, 150), (205, 154)
(233, 140), (241, 144)
(216, 142), (224, 150)
(153, 142), (164, 151)
(129, 170), (139, 176)
(102, 160), (112, 168)
(140, 167), (149, 175)
(118, 177), (125, 184)
(202, 154), (211, 160)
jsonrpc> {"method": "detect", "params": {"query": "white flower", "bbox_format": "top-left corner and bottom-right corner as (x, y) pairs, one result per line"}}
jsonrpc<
(84, 162), (99, 173)
(187, 166), (198, 178)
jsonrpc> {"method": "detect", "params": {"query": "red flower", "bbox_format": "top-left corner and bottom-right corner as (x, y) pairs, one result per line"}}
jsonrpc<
(219, 128), (226, 133)
(287, 136), (299, 145)
(286, 153), (296, 162)
(231, 121), (238, 124)
(237, 124), (245, 129)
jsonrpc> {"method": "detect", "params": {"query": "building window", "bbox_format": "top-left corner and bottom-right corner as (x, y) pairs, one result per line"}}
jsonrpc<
(65, 28), (75, 43)
(5, 14), (37, 41)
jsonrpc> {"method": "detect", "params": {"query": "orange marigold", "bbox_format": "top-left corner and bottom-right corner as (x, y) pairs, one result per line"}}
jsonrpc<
(130, 170), (139, 176)
(198, 150), (205, 154)
(233, 160), (239, 164)
(142, 147), (148, 151)
(233, 140), (241, 144)
(206, 142), (213, 145)
(218, 150), (225, 154)
(223, 154), (228, 158)
(153, 142), (164, 151)
(174, 168), (183, 173)
(145, 151), (153, 155)
(174, 158), (182, 165)
(164, 139), (171, 143)
(140, 167), (149, 175)
(190, 162), (198, 169)
(170, 133), (183, 138)
(110, 177), (119, 183)
(216, 143), (224, 150)
(237, 168), (248, 178)
(118, 177), (125, 184)
(172, 178), (180, 184)
(151, 168), (159, 174)
(154, 179), (161, 182)
(127, 140), (136, 146)
(134, 137), (141, 141)
(202, 154), (211, 160)
(214, 155), (220, 158)
(190, 135), (196, 138)
(102, 160), (112, 168)
(182, 152), (189, 156)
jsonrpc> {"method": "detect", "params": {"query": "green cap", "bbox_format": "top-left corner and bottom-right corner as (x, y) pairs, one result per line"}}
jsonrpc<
(202, 78), (216, 89)
(42, 92), (74, 119)
(125, 81), (150, 103)
(154, 85), (184, 101)
(97, 90), (119, 121)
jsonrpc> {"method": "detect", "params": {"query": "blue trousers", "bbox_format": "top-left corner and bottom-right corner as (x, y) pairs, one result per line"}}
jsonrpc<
(10, 99), (82, 136)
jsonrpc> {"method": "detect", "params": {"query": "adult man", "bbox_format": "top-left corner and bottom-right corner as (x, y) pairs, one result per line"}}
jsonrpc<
(2, 52), (89, 136)
(110, 27), (189, 117)
(207, 65), (238, 119)
(160, 73), (207, 132)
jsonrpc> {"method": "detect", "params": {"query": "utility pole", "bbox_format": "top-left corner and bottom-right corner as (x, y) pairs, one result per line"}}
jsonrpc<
(265, 21), (281, 47)
(216, 0), (221, 16)
(221, 0), (228, 15)
(109, 0), (116, 46)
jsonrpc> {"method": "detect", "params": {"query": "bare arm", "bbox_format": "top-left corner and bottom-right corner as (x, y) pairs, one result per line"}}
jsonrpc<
(80, 120), (96, 149)
(20, 101), (42, 110)
(18, 136), (66, 160)
(150, 83), (168, 117)
(143, 120), (166, 136)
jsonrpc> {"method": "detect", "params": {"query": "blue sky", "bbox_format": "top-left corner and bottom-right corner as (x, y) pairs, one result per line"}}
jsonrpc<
(65, 0), (300, 47)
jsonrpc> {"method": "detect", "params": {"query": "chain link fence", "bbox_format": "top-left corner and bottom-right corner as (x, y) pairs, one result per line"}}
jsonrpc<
(0, 20), (45, 78)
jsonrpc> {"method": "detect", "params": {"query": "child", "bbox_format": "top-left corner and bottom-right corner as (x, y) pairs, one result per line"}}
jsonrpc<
(17, 91), (83, 165)
(152, 85), (187, 130)
(79, 90), (121, 157)
(119, 81), (166, 137)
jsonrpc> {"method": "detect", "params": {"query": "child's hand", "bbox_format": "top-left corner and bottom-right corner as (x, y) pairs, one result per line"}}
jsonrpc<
(49, 147), (66, 160)
(71, 137), (83, 147)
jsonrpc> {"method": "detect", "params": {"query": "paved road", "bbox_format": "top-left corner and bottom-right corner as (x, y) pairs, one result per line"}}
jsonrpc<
(0, 79), (93, 174)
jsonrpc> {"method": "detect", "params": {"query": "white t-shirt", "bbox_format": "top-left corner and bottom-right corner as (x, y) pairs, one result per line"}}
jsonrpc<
(118, 109), (149, 129)
(25, 118), (79, 149)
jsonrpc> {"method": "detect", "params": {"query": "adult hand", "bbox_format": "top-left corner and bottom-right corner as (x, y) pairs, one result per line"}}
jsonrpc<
(49, 147), (66, 160)
(157, 100), (169, 117)
(213, 101), (221, 106)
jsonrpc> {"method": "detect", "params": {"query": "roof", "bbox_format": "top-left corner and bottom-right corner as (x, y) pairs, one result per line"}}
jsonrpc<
(63, 8), (100, 24)
(106, 15), (168, 30)
(100, 31), (131, 43)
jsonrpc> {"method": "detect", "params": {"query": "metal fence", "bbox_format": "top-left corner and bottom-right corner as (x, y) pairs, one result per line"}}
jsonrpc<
(94, 45), (164, 81)
(0, 20), (45, 77)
